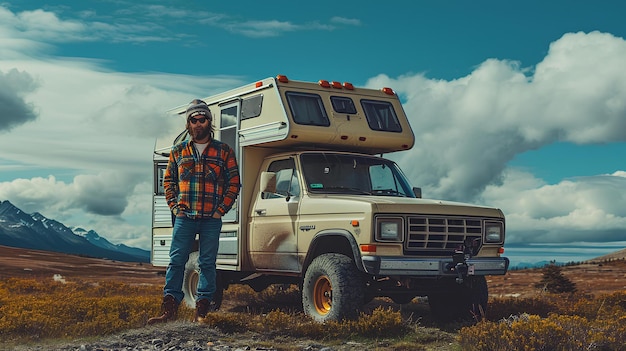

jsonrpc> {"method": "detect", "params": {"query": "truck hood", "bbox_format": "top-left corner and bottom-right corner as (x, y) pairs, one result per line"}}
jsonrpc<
(316, 195), (504, 218)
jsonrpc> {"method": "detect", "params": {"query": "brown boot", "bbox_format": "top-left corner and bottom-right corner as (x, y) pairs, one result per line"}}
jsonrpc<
(194, 298), (213, 322)
(147, 294), (179, 325)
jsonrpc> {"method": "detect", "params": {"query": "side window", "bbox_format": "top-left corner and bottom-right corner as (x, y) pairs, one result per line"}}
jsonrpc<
(155, 162), (167, 195)
(361, 100), (402, 132)
(220, 104), (239, 159)
(286, 92), (330, 126)
(330, 96), (357, 114)
(263, 158), (300, 199)
(241, 94), (263, 120)
(219, 103), (239, 223)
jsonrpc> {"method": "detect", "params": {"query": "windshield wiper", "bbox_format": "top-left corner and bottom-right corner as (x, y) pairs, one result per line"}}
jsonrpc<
(321, 187), (372, 195)
(371, 189), (406, 197)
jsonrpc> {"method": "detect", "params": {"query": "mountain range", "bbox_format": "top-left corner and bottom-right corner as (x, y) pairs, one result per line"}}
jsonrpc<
(0, 200), (149, 262)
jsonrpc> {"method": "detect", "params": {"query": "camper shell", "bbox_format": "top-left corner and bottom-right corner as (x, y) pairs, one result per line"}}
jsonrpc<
(152, 75), (509, 322)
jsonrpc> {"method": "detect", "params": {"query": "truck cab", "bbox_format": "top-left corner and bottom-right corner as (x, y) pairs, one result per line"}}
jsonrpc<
(152, 75), (509, 322)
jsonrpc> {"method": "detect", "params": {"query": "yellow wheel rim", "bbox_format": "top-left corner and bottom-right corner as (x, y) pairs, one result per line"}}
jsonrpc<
(313, 275), (332, 315)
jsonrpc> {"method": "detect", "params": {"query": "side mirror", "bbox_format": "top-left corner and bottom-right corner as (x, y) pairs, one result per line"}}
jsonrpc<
(413, 187), (422, 199)
(260, 172), (277, 193)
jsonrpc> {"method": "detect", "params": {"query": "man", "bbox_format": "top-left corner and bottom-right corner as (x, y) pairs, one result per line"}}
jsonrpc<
(148, 99), (241, 324)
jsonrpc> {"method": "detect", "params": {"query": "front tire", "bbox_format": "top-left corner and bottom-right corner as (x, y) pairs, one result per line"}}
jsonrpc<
(182, 251), (224, 309)
(302, 253), (364, 322)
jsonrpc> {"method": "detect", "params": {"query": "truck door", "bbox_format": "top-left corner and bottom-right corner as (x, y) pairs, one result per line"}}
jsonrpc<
(250, 157), (300, 272)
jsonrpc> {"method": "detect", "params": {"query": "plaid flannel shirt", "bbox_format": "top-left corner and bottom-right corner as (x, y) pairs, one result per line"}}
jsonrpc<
(164, 139), (241, 218)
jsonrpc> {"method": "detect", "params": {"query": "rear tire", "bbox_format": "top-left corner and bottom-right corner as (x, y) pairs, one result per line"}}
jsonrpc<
(182, 251), (224, 309)
(302, 253), (364, 322)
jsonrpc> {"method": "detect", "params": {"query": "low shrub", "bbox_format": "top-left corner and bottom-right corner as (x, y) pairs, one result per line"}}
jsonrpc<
(0, 278), (160, 341)
(459, 291), (626, 351)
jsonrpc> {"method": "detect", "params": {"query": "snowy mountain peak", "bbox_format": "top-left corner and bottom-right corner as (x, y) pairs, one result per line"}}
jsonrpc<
(0, 200), (148, 262)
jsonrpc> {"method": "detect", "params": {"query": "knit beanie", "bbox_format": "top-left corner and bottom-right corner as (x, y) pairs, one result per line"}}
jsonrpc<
(186, 99), (211, 120)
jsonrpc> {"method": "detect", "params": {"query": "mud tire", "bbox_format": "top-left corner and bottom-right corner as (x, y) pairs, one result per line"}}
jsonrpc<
(182, 251), (224, 309)
(302, 253), (364, 322)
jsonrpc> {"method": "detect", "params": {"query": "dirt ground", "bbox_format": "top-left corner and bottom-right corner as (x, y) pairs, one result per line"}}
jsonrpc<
(0, 245), (165, 284)
(488, 259), (626, 298)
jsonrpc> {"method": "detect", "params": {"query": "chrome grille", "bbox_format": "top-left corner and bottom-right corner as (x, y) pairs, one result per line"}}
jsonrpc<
(405, 216), (483, 254)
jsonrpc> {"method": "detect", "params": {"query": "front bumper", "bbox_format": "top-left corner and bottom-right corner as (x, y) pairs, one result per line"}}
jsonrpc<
(361, 256), (509, 276)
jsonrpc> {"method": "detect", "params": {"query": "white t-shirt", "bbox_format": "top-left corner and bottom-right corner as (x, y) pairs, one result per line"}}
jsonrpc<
(194, 142), (208, 156)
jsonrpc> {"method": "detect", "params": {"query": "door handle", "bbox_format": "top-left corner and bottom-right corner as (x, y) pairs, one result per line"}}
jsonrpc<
(255, 209), (266, 215)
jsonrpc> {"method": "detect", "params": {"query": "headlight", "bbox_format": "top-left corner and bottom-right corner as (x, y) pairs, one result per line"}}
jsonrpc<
(376, 217), (404, 242)
(485, 221), (504, 243)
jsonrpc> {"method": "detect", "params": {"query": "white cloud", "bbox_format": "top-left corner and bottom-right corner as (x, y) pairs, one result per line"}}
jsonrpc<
(14, 9), (86, 42)
(613, 171), (626, 178)
(228, 20), (301, 38)
(330, 17), (361, 26)
(0, 55), (247, 171)
(0, 4), (185, 45)
(481, 169), (626, 243)
(2, 3), (347, 43)
(0, 176), (73, 213)
(374, 31), (626, 203)
(0, 173), (134, 217)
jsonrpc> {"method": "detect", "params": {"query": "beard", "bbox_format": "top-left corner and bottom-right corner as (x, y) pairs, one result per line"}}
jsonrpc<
(190, 124), (211, 142)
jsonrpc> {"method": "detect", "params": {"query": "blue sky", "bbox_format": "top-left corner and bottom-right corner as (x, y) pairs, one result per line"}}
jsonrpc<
(1, 1), (625, 265)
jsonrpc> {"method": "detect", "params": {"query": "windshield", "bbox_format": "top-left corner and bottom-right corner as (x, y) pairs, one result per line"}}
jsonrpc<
(300, 153), (415, 197)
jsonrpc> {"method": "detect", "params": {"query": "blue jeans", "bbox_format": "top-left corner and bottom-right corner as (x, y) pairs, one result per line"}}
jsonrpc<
(164, 216), (222, 303)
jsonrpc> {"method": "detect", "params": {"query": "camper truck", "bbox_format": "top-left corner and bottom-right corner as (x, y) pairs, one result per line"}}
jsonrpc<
(152, 75), (509, 322)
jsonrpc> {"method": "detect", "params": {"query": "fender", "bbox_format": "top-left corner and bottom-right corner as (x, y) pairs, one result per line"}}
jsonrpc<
(302, 229), (366, 274)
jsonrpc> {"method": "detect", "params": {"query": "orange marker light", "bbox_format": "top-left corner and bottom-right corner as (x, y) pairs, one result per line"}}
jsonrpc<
(360, 244), (376, 253)
(498, 247), (505, 254)
(331, 81), (342, 89)
(382, 87), (395, 95)
(255, 81), (263, 88)
(276, 75), (289, 83)
(319, 80), (331, 88)
(343, 82), (354, 90)
(351, 220), (359, 227)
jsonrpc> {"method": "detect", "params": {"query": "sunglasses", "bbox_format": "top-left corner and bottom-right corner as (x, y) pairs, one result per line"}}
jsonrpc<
(189, 116), (208, 124)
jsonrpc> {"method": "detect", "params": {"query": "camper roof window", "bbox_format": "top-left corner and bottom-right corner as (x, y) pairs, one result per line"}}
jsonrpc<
(361, 100), (402, 132)
(286, 92), (330, 126)
(331, 96), (357, 114)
